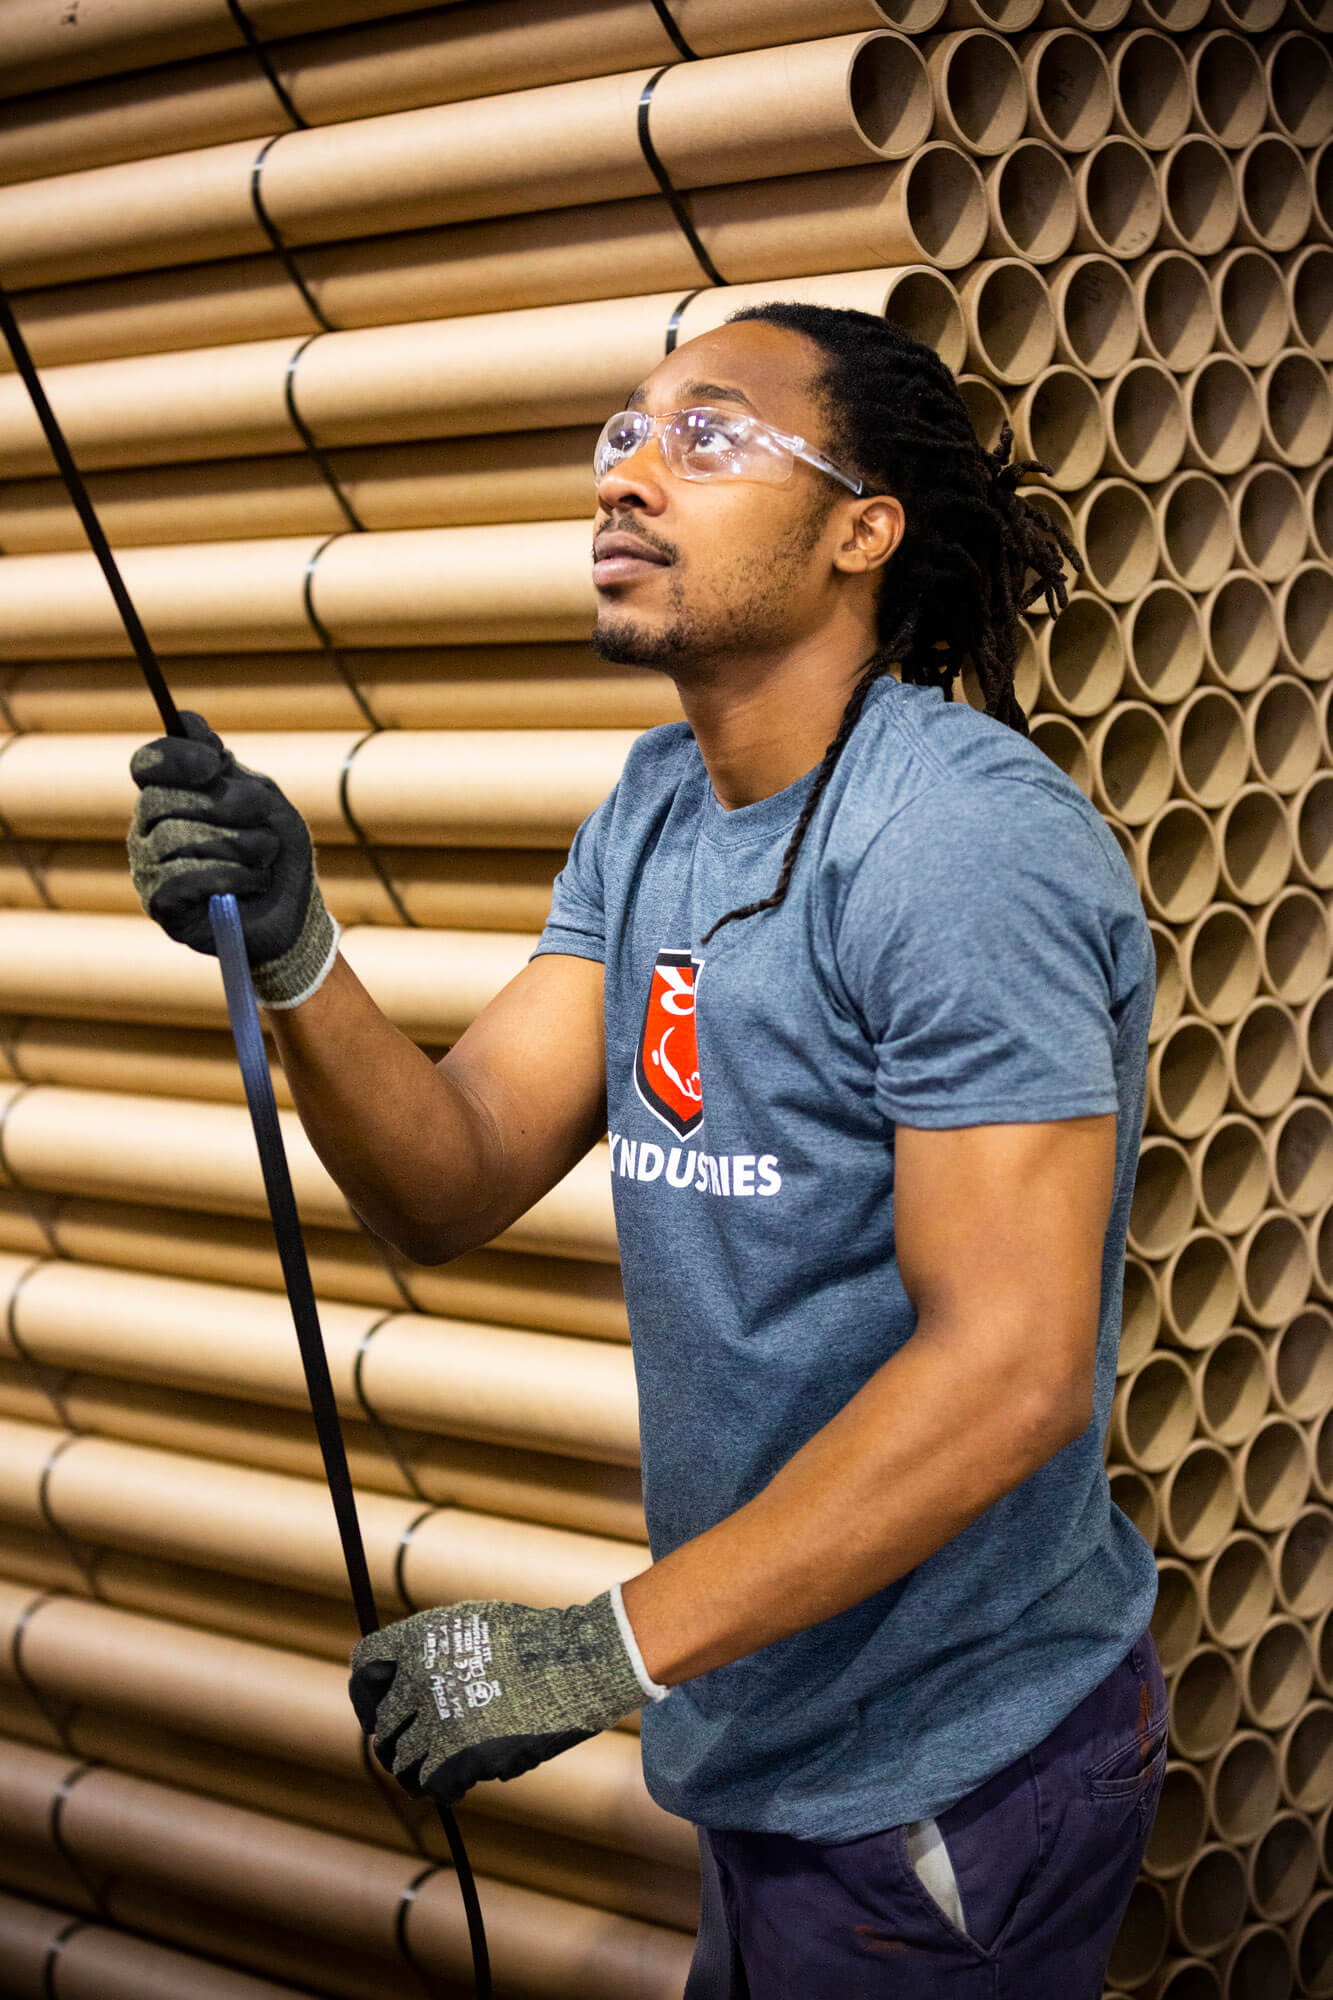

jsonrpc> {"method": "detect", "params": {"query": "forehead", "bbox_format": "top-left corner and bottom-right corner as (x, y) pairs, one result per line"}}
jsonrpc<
(625, 320), (828, 436)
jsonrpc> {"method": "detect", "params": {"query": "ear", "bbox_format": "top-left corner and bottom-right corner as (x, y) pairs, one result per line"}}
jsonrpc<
(832, 495), (904, 577)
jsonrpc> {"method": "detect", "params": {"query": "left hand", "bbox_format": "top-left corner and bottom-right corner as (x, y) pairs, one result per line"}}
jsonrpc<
(348, 1590), (651, 1808)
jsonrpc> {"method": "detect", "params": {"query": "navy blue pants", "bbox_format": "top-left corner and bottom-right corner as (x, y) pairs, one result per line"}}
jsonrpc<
(682, 1630), (1168, 1999)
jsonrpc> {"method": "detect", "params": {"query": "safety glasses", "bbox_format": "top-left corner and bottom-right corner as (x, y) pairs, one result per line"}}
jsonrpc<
(594, 405), (865, 495)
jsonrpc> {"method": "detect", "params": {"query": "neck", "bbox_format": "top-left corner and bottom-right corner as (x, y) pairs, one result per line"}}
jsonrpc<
(674, 623), (883, 812)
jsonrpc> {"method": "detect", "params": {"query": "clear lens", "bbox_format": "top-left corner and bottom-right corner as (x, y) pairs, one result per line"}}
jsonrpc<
(669, 409), (792, 483)
(594, 411), (650, 482)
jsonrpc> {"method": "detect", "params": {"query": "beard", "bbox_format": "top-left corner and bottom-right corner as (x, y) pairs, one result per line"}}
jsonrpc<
(589, 499), (836, 677)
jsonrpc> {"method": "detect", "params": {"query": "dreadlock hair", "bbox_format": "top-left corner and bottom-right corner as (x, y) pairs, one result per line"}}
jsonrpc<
(698, 301), (1082, 947)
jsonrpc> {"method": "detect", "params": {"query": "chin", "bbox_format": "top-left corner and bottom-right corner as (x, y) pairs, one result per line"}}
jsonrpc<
(590, 614), (693, 670)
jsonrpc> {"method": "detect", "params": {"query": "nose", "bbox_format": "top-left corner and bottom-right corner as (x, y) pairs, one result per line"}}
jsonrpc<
(595, 431), (670, 513)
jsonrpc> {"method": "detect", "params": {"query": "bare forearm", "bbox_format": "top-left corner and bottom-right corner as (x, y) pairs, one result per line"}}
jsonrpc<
(264, 952), (496, 1261)
(621, 1319), (1081, 1687)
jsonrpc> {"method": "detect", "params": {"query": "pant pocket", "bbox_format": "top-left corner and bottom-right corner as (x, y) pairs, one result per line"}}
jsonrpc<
(903, 1816), (968, 1936)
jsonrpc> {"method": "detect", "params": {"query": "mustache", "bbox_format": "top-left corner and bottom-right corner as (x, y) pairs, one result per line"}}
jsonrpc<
(593, 515), (680, 564)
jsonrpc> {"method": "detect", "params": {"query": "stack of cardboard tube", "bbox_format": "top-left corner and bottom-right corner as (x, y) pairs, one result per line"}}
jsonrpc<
(0, 2), (1330, 1995)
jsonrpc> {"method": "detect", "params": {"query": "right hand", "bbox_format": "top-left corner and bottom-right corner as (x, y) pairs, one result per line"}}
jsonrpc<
(127, 710), (338, 1008)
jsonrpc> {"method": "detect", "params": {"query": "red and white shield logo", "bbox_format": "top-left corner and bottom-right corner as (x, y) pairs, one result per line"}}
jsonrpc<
(634, 948), (703, 1139)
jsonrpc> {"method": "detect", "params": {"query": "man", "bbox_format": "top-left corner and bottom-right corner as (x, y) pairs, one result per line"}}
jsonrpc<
(129, 304), (1167, 1996)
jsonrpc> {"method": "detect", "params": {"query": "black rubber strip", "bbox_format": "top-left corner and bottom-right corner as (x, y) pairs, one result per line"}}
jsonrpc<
(353, 1310), (429, 1498)
(225, 0), (308, 129)
(665, 287), (704, 354)
(338, 730), (417, 928)
(638, 69), (727, 288)
(286, 336), (366, 534)
(646, 0), (698, 60)
(42, 1915), (85, 2000)
(301, 536), (382, 730)
(250, 136), (337, 334)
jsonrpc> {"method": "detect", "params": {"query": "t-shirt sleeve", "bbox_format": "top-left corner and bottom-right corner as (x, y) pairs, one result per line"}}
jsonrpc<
(834, 776), (1124, 1128)
(529, 781), (618, 966)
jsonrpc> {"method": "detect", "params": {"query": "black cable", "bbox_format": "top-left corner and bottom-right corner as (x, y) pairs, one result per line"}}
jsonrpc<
(0, 283), (182, 739)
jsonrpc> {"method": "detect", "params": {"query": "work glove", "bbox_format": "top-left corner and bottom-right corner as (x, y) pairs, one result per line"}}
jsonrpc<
(127, 710), (339, 1009)
(348, 1585), (668, 1809)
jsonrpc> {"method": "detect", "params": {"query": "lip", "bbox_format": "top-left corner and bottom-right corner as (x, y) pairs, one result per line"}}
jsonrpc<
(592, 529), (673, 586)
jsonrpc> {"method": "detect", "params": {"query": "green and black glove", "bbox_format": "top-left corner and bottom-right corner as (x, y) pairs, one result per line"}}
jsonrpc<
(127, 710), (339, 1009)
(348, 1584), (668, 1808)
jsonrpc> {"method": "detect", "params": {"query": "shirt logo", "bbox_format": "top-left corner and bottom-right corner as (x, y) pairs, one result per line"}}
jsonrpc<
(634, 947), (704, 1139)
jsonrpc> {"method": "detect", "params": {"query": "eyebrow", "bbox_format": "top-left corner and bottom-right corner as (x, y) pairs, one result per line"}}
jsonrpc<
(625, 379), (759, 413)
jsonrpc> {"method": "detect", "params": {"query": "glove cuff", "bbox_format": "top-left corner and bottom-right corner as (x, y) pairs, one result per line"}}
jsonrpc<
(609, 1580), (670, 1703)
(253, 879), (340, 1010)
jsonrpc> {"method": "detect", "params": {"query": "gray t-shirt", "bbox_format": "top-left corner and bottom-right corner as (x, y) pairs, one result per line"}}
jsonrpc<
(533, 673), (1159, 1841)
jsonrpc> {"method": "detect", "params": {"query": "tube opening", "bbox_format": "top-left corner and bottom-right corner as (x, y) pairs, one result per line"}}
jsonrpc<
(849, 35), (934, 156)
(1031, 31), (1113, 150)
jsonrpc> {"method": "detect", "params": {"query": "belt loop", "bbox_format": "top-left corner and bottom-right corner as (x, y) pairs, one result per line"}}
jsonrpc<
(637, 69), (727, 288)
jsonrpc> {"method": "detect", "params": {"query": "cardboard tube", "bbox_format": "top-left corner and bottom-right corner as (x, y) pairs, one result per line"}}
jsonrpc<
(1288, 772), (1333, 892)
(1257, 886), (1331, 1009)
(1133, 799), (1221, 925)
(0, 431), (603, 551)
(1230, 461), (1308, 584)
(1163, 685), (1246, 811)
(1073, 477), (1158, 603)
(1182, 352), (1263, 475)
(0, 1887), (304, 2000)
(1187, 29), (1267, 151)
(1106, 28), (1191, 151)
(1161, 1230), (1241, 1350)
(0, 3), (928, 187)
(1157, 133), (1238, 256)
(980, 140), (1077, 263)
(1028, 715), (1093, 801)
(1198, 1530), (1275, 1647)
(1241, 675), (1321, 798)
(676, 260), (972, 361)
(1119, 1255), (1161, 1371)
(1047, 252), (1139, 376)
(1019, 29), (1114, 152)
(1236, 1420), (1315, 1538)
(956, 258), (1055, 383)
(923, 30), (1027, 155)
(1154, 1443), (1239, 1563)
(1009, 364), (1105, 487)
(1216, 784), (1296, 909)
(1126, 0), (1207, 24)
(1228, 996), (1304, 1119)
(0, 1073), (618, 1260)
(1209, 244), (1290, 367)
(1270, 1307), (1333, 1423)
(0, 646), (683, 733)
(1153, 470), (1233, 593)
(1127, 1135), (1197, 1259)
(1201, 570), (1280, 693)
(1288, 243), (1333, 362)
(0, 295), (675, 472)
(1147, 920), (1185, 1045)
(3, 1259), (640, 1464)
(0, 1743), (696, 1996)
(1130, 247), (1216, 372)
(1101, 357), (1186, 481)
(0, 35), (927, 291)
(1280, 563), (1333, 689)
(1037, 591), (1124, 713)
(1234, 133), (1313, 254)
(1109, 1352), (1198, 1472)
(0, 725), (633, 846)
(1176, 904), (1264, 1032)
(1258, 348), (1333, 470)
(0, 520), (597, 657)
(1191, 1114), (1269, 1235)
(1071, 135), (1161, 258)
(1087, 700), (1173, 826)
(1149, 1016), (1230, 1140)
(1270, 1098), (1333, 1219)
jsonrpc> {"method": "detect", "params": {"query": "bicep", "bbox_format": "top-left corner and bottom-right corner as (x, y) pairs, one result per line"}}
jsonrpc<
(438, 951), (607, 1229)
(893, 1113), (1117, 1425)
